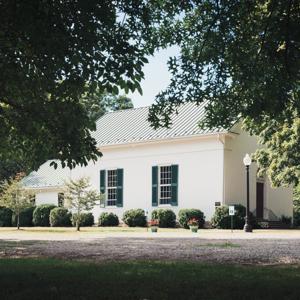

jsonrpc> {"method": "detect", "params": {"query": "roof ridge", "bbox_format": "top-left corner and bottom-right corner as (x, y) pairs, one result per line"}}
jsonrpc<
(104, 105), (149, 115)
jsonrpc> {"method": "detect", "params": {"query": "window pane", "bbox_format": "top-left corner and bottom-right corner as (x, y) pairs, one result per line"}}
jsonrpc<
(159, 165), (172, 205)
(106, 169), (117, 206)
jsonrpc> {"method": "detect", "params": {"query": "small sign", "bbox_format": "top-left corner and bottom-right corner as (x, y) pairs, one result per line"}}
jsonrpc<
(229, 206), (235, 216)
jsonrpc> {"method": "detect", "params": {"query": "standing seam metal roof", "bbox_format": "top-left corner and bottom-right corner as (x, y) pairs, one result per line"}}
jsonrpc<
(92, 102), (225, 146)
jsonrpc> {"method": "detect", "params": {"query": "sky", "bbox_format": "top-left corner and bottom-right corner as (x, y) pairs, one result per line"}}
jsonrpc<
(128, 46), (180, 108)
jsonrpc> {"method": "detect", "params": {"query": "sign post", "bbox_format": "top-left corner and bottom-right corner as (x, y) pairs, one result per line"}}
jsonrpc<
(229, 206), (235, 233)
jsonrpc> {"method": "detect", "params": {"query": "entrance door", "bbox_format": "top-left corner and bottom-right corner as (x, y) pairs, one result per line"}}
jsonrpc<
(256, 182), (264, 219)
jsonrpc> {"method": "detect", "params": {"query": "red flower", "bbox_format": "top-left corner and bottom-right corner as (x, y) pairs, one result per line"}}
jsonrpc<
(149, 219), (159, 226)
(187, 218), (199, 226)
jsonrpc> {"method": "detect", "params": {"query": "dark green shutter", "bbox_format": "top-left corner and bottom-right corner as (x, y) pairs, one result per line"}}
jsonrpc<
(152, 166), (158, 206)
(116, 168), (123, 207)
(100, 170), (106, 194)
(171, 165), (178, 206)
(100, 170), (106, 207)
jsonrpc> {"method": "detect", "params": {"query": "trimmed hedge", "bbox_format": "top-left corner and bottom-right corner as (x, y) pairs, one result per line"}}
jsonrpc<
(151, 209), (176, 228)
(12, 206), (35, 227)
(33, 204), (57, 226)
(122, 209), (147, 227)
(211, 204), (257, 229)
(72, 212), (95, 227)
(178, 209), (205, 229)
(50, 207), (72, 227)
(0, 206), (12, 227)
(98, 212), (119, 227)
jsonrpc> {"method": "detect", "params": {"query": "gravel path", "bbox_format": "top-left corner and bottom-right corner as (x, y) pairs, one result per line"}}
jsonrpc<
(1, 237), (300, 265)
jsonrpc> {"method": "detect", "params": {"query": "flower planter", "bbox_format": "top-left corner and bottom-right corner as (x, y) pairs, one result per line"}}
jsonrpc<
(150, 226), (158, 233)
(189, 225), (198, 233)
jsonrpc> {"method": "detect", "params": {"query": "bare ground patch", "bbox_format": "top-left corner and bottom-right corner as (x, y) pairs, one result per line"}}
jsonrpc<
(1, 237), (300, 265)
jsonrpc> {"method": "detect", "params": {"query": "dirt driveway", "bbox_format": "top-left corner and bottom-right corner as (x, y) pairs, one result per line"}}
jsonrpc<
(0, 228), (300, 265)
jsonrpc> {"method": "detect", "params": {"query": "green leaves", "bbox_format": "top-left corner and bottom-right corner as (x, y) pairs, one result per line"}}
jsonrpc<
(0, 0), (159, 171)
(64, 177), (101, 228)
(244, 114), (300, 187)
(148, 1), (300, 131)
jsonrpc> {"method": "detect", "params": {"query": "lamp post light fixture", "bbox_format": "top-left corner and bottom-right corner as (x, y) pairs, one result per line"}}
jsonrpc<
(243, 153), (253, 233)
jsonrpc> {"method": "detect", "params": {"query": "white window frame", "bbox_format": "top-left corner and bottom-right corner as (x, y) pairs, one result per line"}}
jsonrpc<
(158, 165), (172, 205)
(106, 169), (117, 207)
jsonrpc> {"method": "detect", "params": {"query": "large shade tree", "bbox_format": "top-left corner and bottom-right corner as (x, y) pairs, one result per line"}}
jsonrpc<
(148, 0), (300, 186)
(0, 93), (133, 181)
(0, 0), (187, 171)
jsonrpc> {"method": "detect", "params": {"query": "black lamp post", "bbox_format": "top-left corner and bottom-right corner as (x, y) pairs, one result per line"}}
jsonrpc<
(243, 153), (252, 233)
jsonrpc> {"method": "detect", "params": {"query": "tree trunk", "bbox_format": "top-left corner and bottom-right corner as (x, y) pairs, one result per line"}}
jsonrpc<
(17, 213), (20, 230)
(76, 220), (80, 231)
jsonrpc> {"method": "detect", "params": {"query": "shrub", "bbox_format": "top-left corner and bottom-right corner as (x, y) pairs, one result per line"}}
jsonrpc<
(280, 215), (292, 226)
(50, 207), (72, 227)
(12, 206), (35, 227)
(33, 204), (57, 226)
(122, 209), (147, 227)
(294, 207), (300, 227)
(98, 212), (119, 226)
(72, 212), (95, 227)
(151, 209), (176, 228)
(0, 206), (12, 227)
(211, 204), (257, 229)
(178, 209), (205, 229)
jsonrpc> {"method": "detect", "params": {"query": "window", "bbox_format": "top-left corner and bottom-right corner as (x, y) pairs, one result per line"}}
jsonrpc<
(107, 169), (117, 206)
(159, 166), (172, 205)
(58, 193), (64, 207)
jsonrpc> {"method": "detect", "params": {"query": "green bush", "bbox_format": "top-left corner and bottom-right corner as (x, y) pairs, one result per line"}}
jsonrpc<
(211, 204), (257, 229)
(122, 209), (147, 227)
(33, 204), (57, 226)
(151, 209), (176, 228)
(12, 206), (35, 227)
(0, 206), (12, 227)
(98, 212), (119, 226)
(72, 212), (95, 227)
(178, 209), (205, 229)
(50, 207), (72, 227)
(294, 207), (300, 227)
(280, 215), (292, 226)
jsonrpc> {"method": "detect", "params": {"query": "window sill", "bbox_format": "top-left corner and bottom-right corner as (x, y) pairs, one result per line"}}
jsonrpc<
(158, 204), (172, 208)
(104, 206), (119, 209)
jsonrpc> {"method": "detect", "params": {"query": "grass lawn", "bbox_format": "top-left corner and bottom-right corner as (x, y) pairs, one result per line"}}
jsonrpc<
(0, 259), (299, 300)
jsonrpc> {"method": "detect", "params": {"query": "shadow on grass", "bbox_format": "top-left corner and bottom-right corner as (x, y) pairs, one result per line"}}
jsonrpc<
(0, 258), (299, 300)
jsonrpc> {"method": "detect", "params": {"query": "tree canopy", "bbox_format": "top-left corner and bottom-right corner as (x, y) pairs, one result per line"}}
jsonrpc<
(1, 1), (299, 187)
(244, 113), (300, 187)
(0, 0), (183, 170)
(147, 0), (300, 187)
(149, 0), (300, 129)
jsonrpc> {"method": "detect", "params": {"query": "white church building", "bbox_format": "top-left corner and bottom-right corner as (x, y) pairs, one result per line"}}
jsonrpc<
(23, 103), (293, 222)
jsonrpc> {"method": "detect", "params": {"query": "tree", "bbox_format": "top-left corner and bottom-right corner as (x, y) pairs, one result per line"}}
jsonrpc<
(149, 1), (299, 130)
(0, 173), (34, 229)
(293, 185), (300, 226)
(1, 0), (180, 171)
(243, 114), (300, 187)
(0, 161), (26, 182)
(82, 91), (134, 123)
(64, 177), (101, 231)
